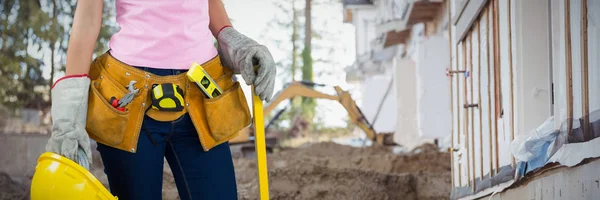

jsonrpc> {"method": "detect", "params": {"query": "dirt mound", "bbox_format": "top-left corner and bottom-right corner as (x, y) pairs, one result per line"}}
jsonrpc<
(0, 172), (28, 200)
(269, 165), (416, 200)
(234, 142), (451, 200)
(286, 142), (393, 157)
(276, 142), (450, 175)
(0, 141), (448, 200)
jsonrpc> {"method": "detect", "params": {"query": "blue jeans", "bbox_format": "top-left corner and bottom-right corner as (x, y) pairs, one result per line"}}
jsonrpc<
(96, 67), (238, 200)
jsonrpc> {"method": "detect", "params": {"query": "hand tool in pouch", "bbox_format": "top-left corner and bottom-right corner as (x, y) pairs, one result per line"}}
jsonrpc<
(186, 62), (223, 99)
(150, 83), (185, 111)
(109, 81), (139, 112)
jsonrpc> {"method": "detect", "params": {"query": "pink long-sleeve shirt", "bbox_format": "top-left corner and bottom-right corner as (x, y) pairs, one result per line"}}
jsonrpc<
(108, 0), (218, 70)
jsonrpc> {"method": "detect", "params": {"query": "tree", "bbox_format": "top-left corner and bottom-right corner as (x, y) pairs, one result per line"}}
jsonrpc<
(301, 0), (316, 121)
(1, 0), (51, 110)
(0, 0), (115, 113)
(263, 0), (349, 133)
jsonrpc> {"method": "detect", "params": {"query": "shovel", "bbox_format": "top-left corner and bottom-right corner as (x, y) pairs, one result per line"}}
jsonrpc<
(252, 75), (270, 200)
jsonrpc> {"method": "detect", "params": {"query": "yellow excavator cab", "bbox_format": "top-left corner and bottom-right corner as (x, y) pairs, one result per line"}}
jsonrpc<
(30, 152), (118, 200)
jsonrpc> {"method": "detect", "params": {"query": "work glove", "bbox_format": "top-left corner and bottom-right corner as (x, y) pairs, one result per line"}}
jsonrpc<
(217, 27), (276, 102)
(45, 76), (92, 170)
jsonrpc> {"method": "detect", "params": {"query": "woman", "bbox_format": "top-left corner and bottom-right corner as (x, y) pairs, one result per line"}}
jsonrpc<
(45, 0), (275, 199)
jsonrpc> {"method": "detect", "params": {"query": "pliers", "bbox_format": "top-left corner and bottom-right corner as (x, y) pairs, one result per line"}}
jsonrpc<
(110, 81), (139, 111)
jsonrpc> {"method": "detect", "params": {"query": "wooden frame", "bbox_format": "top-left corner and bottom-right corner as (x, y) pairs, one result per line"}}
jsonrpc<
(453, 0), (470, 25)
(565, 0), (574, 137)
(486, 6), (494, 177)
(581, 0), (590, 140)
(463, 40), (471, 187)
(454, 0), (490, 44)
(507, 0), (516, 167)
(492, 0), (501, 174)
(448, 0), (455, 187)
(478, 19), (484, 180)
(469, 33), (475, 189)
(457, 39), (463, 187)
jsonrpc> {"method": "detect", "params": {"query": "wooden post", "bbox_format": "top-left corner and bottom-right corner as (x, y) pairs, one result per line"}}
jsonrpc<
(478, 19), (484, 180)
(457, 41), (463, 187)
(448, 0), (456, 188)
(493, 0), (501, 174)
(565, 0), (574, 137)
(507, 0), (516, 167)
(581, 0), (590, 140)
(469, 32), (476, 188)
(486, 6), (494, 177)
(464, 39), (471, 187)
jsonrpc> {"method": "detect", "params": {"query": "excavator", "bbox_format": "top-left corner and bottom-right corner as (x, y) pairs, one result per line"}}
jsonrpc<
(229, 81), (395, 156)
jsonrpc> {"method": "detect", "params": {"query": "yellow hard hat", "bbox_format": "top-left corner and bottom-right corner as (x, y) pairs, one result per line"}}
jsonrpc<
(30, 152), (118, 200)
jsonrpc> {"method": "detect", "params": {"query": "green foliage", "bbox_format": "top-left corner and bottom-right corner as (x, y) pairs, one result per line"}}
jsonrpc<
(300, 46), (316, 120)
(1, 0), (51, 109)
(301, 0), (315, 122)
(0, 0), (115, 111)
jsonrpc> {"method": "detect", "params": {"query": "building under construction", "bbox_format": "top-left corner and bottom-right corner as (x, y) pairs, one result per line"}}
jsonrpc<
(345, 0), (600, 199)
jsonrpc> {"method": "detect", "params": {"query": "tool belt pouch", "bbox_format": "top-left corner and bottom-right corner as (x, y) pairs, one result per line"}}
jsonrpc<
(202, 80), (250, 141)
(184, 63), (249, 141)
(86, 60), (133, 148)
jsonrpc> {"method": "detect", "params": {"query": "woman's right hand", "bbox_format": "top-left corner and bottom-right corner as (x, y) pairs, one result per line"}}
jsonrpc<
(44, 0), (104, 170)
(46, 75), (93, 170)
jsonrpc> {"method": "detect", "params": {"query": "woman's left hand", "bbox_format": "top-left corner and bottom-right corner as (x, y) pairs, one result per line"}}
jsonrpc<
(217, 27), (276, 102)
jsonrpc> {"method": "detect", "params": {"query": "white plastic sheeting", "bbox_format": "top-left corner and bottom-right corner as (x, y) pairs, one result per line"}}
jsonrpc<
(547, 136), (600, 167)
(510, 116), (557, 163)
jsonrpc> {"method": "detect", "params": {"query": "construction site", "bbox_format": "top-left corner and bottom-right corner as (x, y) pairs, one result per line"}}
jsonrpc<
(3, 0), (600, 199)
(1, 139), (451, 200)
(0, 78), (452, 200)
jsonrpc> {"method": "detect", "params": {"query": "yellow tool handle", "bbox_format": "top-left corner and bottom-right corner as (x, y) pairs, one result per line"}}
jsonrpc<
(252, 85), (270, 200)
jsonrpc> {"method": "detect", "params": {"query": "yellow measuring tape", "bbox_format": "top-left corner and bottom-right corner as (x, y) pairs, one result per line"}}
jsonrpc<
(252, 70), (270, 200)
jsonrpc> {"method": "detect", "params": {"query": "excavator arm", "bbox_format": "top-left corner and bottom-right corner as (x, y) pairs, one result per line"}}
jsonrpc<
(230, 81), (392, 151)
(262, 81), (377, 141)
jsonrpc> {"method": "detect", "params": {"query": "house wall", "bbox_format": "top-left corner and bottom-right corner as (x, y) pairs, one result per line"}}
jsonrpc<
(450, 0), (516, 192)
(415, 36), (451, 139)
(513, 0), (552, 135)
(549, 0), (600, 137)
(393, 58), (431, 149)
(589, 0), (600, 113)
(361, 74), (397, 133)
(353, 9), (377, 56)
(450, 0), (600, 198)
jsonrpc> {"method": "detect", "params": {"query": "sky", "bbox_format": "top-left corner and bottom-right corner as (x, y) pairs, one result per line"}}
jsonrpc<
(38, 0), (360, 128)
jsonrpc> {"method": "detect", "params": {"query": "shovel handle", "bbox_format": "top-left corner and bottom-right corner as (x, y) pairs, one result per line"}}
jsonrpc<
(251, 66), (270, 200)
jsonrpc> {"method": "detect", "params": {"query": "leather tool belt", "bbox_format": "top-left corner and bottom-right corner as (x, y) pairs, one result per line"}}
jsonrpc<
(86, 52), (251, 153)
